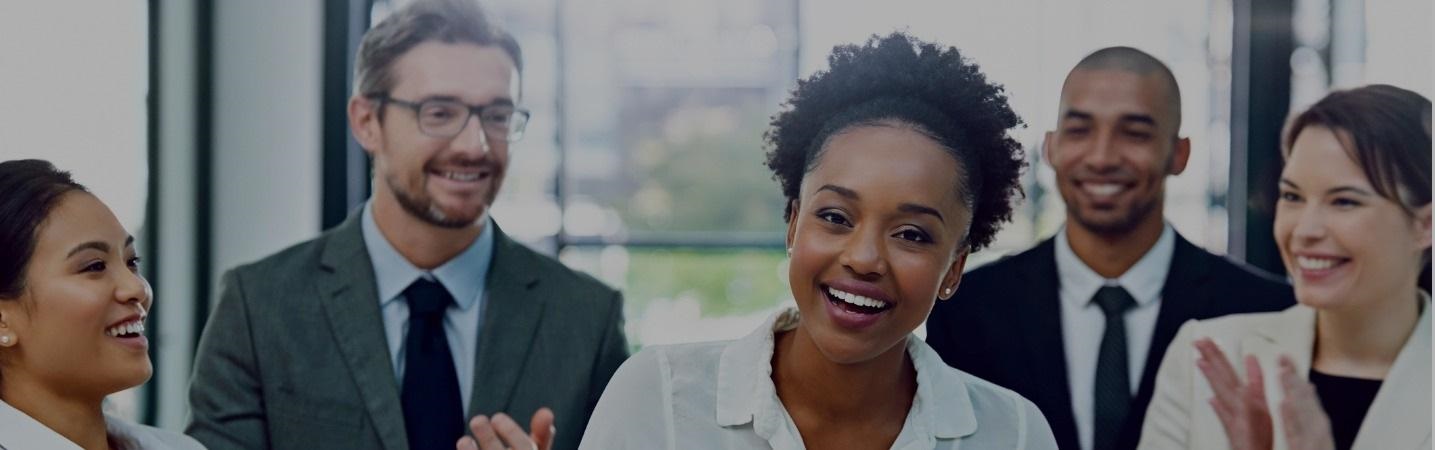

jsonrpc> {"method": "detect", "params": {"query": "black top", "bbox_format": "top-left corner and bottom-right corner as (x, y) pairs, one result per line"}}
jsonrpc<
(1310, 370), (1383, 450)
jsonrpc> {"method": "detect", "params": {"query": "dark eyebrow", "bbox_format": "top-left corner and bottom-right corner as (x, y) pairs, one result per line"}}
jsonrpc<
(816, 185), (944, 222)
(1328, 186), (1376, 197)
(418, 95), (463, 103)
(66, 236), (134, 259)
(898, 203), (945, 223)
(68, 241), (110, 258)
(1280, 179), (1376, 197)
(419, 95), (515, 108)
(816, 184), (858, 199)
(1062, 109), (1156, 128)
(1118, 114), (1157, 127)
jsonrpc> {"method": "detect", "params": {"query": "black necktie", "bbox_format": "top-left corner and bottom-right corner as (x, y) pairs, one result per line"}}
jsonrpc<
(1091, 285), (1136, 450)
(401, 278), (464, 450)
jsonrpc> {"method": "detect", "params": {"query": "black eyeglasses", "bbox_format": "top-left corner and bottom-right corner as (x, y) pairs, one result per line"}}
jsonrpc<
(371, 95), (531, 142)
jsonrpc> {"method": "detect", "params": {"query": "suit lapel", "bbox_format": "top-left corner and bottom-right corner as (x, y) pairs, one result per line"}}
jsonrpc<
(468, 226), (546, 417)
(317, 216), (408, 450)
(1015, 238), (1080, 449)
(1141, 235), (1214, 399)
(1352, 295), (1431, 450)
(1112, 233), (1216, 448)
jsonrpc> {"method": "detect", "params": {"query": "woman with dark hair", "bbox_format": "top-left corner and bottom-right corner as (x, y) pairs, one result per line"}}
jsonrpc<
(1140, 85), (1432, 450)
(579, 33), (1056, 449)
(0, 160), (202, 449)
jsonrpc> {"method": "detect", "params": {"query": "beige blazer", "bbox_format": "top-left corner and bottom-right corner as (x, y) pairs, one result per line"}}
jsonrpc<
(1139, 292), (1431, 450)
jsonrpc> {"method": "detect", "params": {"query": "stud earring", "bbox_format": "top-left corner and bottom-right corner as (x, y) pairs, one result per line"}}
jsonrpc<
(0, 335), (10, 346)
(943, 288), (953, 296)
(786, 247), (793, 257)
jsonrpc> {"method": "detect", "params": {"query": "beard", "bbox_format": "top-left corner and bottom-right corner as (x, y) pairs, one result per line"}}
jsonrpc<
(384, 164), (500, 229)
(1061, 158), (1171, 236)
(1068, 192), (1160, 236)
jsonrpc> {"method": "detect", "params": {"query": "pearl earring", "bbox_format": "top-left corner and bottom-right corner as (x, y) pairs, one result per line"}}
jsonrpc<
(786, 247), (793, 257)
(943, 288), (953, 296)
(0, 335), (10, 346)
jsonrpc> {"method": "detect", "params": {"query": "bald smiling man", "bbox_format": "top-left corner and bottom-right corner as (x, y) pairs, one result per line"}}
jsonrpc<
(924, 47), (1296, 450)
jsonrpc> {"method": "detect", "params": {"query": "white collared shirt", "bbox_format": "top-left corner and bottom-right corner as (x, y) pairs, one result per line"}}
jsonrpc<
(0, 399), (204, 450)
(1054, 223), (1175, 450)
(579, 308), (1058, 450)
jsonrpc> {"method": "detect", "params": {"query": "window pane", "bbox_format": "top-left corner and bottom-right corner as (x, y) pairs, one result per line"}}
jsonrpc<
(558, 0), (797, 238)
(560, 246), (792, 349)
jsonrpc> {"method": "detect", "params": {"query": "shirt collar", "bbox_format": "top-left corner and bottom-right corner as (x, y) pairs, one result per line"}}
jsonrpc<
(0, 399), (83, 449)
(714, 308), (978, 440)
(1055, 222), (1175, 309)
(361, 201), (495, 310)
(909, 329), (979, 439)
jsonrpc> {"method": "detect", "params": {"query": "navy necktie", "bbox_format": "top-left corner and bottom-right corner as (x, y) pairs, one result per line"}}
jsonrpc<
(401, 278), (464, 450)
(1091, 285), (1136, 450)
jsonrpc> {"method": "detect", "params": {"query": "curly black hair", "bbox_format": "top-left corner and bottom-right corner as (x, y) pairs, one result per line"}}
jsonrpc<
(764, 32), (1025, 252)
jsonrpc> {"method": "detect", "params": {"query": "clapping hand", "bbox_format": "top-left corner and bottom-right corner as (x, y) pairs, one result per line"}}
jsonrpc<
(1194, 339), (1334, 450)
(1274, 356), (1335, 450)
(457, 407), (556, 450)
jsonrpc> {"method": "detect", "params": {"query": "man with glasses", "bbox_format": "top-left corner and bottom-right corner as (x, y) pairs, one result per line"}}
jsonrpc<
(186, 1), (628, 449)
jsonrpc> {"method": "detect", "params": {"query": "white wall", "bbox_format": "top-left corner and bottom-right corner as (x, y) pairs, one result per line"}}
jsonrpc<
(0, 2), (148, 229)
(211, 0), (324, 288)
(1365, 0), (1433, 97)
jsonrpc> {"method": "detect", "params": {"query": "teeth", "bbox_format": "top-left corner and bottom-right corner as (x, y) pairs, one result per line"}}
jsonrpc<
(827, 287), (889, 309)
(105, 320), (145, 337)
(443, 172), (482, 182)
(1297, 257), (1340, 271)
(1084, 183), (1124, 197)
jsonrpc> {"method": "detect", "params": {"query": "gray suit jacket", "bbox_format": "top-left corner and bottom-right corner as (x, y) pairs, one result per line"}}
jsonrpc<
(186, 214), (629, 450)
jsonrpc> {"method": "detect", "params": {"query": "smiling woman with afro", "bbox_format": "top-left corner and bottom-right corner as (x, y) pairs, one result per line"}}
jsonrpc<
(580, 32), (1054, 450)
(765, 31), (1026, 253)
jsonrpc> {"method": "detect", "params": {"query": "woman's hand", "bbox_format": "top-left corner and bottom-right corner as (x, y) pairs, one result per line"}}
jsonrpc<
(1195, 338), (1273, 450)
(1193, 339), (1335, 450)
(1276, 356), (1334, 450)
(458, 407), (556, 450)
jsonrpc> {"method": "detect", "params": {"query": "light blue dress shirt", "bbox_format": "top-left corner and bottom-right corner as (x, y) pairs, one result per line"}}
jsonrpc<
(361, 202), (494, 414)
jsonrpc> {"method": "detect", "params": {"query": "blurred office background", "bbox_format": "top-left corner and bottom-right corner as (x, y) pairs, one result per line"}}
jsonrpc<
(0, 0), (1429, 430)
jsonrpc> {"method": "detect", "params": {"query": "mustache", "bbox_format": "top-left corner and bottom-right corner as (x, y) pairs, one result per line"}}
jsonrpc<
(426, 156), (498, 170)
(1069, 167), (1138, 182)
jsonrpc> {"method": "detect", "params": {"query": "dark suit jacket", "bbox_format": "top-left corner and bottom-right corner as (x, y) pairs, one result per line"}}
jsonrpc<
(186, 214), (629, 450)
(925, 233), (1294, 450)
